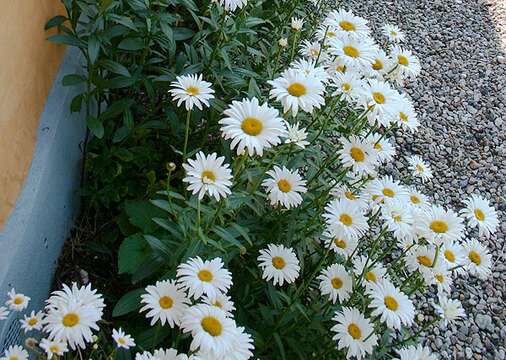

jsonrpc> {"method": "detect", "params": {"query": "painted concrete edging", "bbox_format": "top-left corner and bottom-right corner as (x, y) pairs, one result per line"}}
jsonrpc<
(0, 47), (87, 351)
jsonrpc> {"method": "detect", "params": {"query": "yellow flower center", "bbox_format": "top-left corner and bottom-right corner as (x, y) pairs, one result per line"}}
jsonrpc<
(474, 209), (485, 221)
(350, 147), (365, 162)
(372, 59), (383, 70)
(272, 256), (286, 269)
(198, 269), (214, 282)
(444, 250), (455, 263)
(342, 83), (351, 92)
(241, 117), (263, 136)
(277, 179), (292, 193)
(334, 238), (346, 249)
(397, 55), (409, 66)
(331, 277), (343, 289)
(28, 318), (38, 326)
(374, 142), (382, 150)
(158, 296), (174, 309)
(384, 295), (399, 311)
(186, 86), (200, 96)
(339, 213), (353, 226)
(201, 316), (223, 337)
(435, 274), (444, 283)
(117, 338), (126, 345)
(213, 300), (223, 308)
(347, 323), (362, 339)
(468, 251), (481, 265)
(13, 296), (23, 305)
(201, 170), (216, 183)
(62, 312), (80, 327)
(49, 345), (60, 353)
(393, 214), (402, 223)
(310, 48), (320, 57)
(365, 271), (377, 282)
(410, 195), (421, 204)
(372, 92), (385, 104)
(399, 112), (408, 122)
(430, 220), (449, 234)
(339, 20), (356, 31)
(336, 64), (346, 73)
(344, 191), (356, 200)
(382, 188), (395, 197)
(416, 164), (424, 172)
(417, 255), (432, 267)
(327, 31), (336, 37)
(287, 82), (307, 97)
(343, 45), (359, 58)
(9, 357), (19, 360)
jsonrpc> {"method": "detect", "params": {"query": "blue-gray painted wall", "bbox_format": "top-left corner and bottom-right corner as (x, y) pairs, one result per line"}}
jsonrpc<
(0, 47), (86, 351)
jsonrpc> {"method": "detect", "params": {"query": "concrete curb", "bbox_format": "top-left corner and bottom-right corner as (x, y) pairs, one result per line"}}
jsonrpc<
(0, 46), (86, 351)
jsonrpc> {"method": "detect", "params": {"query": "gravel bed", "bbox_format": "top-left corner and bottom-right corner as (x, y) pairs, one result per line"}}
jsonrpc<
(340, 0), (506, 358)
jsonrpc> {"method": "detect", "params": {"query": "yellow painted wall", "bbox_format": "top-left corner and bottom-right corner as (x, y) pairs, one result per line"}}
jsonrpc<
(0, 1), (66, 228)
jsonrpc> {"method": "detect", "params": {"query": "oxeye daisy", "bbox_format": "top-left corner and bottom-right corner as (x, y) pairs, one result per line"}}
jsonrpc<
(316, 25), (339, 45)
(322, 229), (359, 258)
(0, 306), (9, 320)
(392, 95), (419, 132)
(181, 305), (237, 358)
(1, 345), (29, 360)
(5, 289), (30, 312)
(405, 245), (439, 277)
(325, 58), (348, 77)
(153, 347), (192, 360)
(417, 205), (465, 245)
(325, 9), (370, 39)
(135, 351), (155, 360)
(367, 49), (392, 79)
(318, 264), (353, 303)
(169, 74), (215, 111)
(203, 293), (235, 317)
(365, 175), (409, 206)
(284, 122), (309, 148)
(262, 166), (307, 209)
(330, 184), (369, 210)
(20, 310), (44, 333)
(396, 344), (437, 360)
(140, 280), (190, 327)
(366, 280), (415, 330)
(381, 199), (415, 242)
(112, 328), (136, 349)
(339, 135), (379, 177)
(196, 325), (254, 360)
(299, 40), (326, 62)
(331, 72), (363, 103)
(268, 69), (325, 117)
(323, 198), (369, 240)
(331, 307), (378, 360)
(433, 296), (466, 327)
(257, 244), (300, 286)
(177, 257), (232, 299)
(352, 256), (388, 285)
(462, 239), (492, 279)
(328, 36), (377, 71)
(441, 241), (465, 275)
(382, 24), (405, 43)
(43, 283), (105, 350)
(406, 186), (429, 210)
(407, 155), (433, 182)
(426, 261), (453, 294)
(390, 46), (421, 81)
(218, 0), (247, 12)
(39, 339), (68, 359)
(367, 133), (395, 164)
(460, 194), (499, 238)
(182, 152), (233, 201)
(291, 58), (329, 83)
(219, 97), (287, 156)
(291, 17), (304, 31)
(359, 79), (401, 127)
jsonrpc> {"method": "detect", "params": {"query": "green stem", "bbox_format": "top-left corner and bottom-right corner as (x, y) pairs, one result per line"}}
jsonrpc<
(182, 110), (192, 162)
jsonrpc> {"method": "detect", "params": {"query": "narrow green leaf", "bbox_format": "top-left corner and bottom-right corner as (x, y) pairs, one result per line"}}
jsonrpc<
(62, 74), (86, 86)
(118, 37), (144, 51)
(45, 15), (67, 30)
(112, 288), (144, 317)
(100, 59), (131, 77)
(86, 116), (104, 138)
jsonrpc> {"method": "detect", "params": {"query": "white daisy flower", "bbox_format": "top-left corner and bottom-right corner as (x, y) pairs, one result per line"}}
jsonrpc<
(318, 264), (353, 303)
(181, 304), (237, 358)
(39, 338), (68, 360)
(405, 245), (439, 277)
(408, 155), (433, 182)
(441, 241), (465, 273)
(460, 194), (499, 238)
(352, 255), (388, 285)
(136, 351), (156, 360)
(218, 0), (247, 12)
(113, 328), (136, 349)
(5, 289), (30, 312)
(268, 69), (325, 117)
(367, 49), (392, 79)
(203, 293), (235, 317)
(182, 152), (233, 201)
(291, 17), (304, 31)
(390, 46), (421, 81)
(0, 306), (9, 320)
(392, 95), (419, 132)
(330, 184), (369, 210)
(462, 239), (492, 279)
(283, 122), (309, 148)
(434, 296), (466, 327)
(365, 175), (409, 206)
(219, 97), (287, 156)
(262, 166), (307, 209)
(381, 199), (415, 242)
(291, 58), (329, 83)
(278, 37), (288, 47)
(428, 261), (453, 294)
(406, 186), (430, 210)
(323, 198), (369, 240)
(325, 9), (370, 39)
(322, 228), (359, 258)
(328, 36), (377, 71)
(20, 310), (44, 333)
(196, 325), (254, 360)
(396, 344), (437, 360)
(367, 133), (395, 164)
(0, 345), (28, 360)
(140, 280), (190, 327)
(169, 74), (215, 111)
(325, 57), (348, 77)
(315, 25), (339, 45)
(153, 348), (193, 360)
(299, 40), (326, 62)
(417, 205), (465, 245)
(339, 135), (379, 177)
(177, 257), (233, 299)
(331, 307), (378, 360)
(359, 79), (401, 127)
(382, 24), (405, 43)
(366, 280), (415, 330)
(257, 244), (300, 286)
(43, 283), (105, 350)
(331, 72), (363, 103)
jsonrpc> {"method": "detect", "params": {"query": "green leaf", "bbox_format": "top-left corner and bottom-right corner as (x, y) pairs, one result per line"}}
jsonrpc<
(135, 326), (171, 349)
(124, 200), (166, 233)
(118, 234), (150, 274)
(62, 74), (86, 86)
(109, 14), (138, 31)
(114, 148), (134, 162)
(123, 110), (134, 129)
(212, 226), (246, 252)
(118, 37), (144, 51)
(70, 94), (83, 113)
(176, 0), (198, 11)
(173, 27), (194, 41)
(100, 98), (135, 120)
(88, 36), (100, 64)
(112, 127), (130, 143)
(100, 59), (131, 77)
(45, 15), (67, 30)
(273, 333), (287, 360)
(112, 288), (144, 317)
(86, 116), (104, 138)
(144, 235), (172, 258)
(245, 17), (265, 27)
(47, 34), (81, 47)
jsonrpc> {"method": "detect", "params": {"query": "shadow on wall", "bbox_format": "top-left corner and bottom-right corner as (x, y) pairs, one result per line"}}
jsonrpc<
(0, 47), (87, 351)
